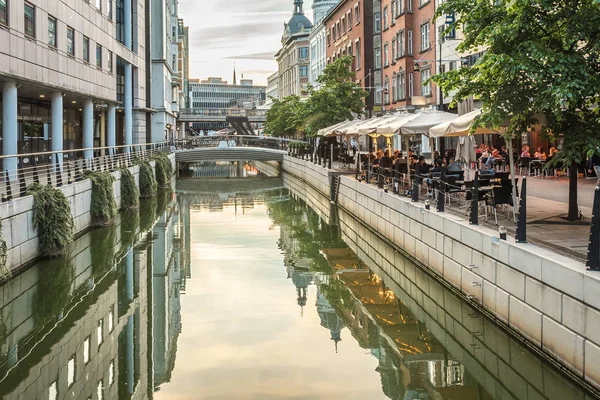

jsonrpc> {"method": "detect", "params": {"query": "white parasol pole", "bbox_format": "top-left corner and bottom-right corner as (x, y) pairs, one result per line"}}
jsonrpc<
(506, 135), (518, 223)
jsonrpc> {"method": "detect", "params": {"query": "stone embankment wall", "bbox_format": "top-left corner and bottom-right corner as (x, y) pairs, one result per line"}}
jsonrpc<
(1, 154), (176, 271)
(282, 155), (600, 390)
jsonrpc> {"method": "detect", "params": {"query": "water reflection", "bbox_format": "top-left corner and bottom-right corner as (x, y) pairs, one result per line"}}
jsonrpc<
(0, 166), (593, 400)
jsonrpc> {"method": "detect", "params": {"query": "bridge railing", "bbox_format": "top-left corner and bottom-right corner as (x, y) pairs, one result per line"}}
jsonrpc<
(179, 108), (268, 118)
(175, 135), (306, 151)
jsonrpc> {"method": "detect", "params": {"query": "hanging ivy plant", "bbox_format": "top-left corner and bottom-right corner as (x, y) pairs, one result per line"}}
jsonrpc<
(120, 168), (140, 209)
(28, 183), (74, 257)
(84, 170), (118, 227)
(152, 152), (173, 187)
(0, 219), (8, 280)
(138, 160), (157, 199)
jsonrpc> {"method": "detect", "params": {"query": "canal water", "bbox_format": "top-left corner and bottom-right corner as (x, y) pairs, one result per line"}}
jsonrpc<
(0, 162), (595, 400)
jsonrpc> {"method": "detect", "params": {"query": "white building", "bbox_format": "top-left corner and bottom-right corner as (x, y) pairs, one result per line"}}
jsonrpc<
(150, 0), (183, 143)
(0, 0), (150, 177)
(261, 71), (279, 109)
(312, 0), (340, 24)
(276, 0), (312, 99)
(308, 22), (327, 88)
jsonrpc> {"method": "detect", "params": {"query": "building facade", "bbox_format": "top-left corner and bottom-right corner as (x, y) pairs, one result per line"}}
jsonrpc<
(276, 0), (312, 99)
(0, 0), (150, 177)
(150, 0), (183, 143)
(188, 77), (266, 131)
(379, 0), (437, 112)
(177, 18), (189, 138)
(309, 0), (339, 87)
(263, 71), (279, 108)
(324, 0), (374, 114)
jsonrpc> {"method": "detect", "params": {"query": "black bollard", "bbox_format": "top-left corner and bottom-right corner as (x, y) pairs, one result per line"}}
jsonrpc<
(516, 176), (527, 243)
(378, 170), (384, 189)
(437, 181), (445, 212)
(469, 171), (480, 225)
(411, 175), (419, 202)
(586, 186), (600, 270)
(327, 145), (332, 169)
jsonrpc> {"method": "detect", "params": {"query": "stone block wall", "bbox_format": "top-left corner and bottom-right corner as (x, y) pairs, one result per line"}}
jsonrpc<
(282, 155), (600, 389)
(0, 154), (173, 272)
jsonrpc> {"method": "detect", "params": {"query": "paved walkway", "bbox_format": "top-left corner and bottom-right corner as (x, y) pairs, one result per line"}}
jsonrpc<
(329, 160), (598, 262)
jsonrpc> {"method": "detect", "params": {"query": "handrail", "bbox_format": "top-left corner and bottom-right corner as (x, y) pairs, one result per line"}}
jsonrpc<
(0, 141), (172, 160)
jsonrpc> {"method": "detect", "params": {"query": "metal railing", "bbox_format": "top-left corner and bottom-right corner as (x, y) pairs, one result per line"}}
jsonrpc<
(175, 135), (306, 151)
(0, 142), (172, 201)
(178, 108), (268, 118)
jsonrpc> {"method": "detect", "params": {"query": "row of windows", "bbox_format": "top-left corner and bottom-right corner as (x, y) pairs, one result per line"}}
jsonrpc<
(2, 2), (116, 73)
(326, 2), (361, 46)
(380, 69), (430, 105)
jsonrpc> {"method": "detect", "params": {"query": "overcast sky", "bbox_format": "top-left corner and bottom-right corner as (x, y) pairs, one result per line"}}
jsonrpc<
(179, 0), (314, 86)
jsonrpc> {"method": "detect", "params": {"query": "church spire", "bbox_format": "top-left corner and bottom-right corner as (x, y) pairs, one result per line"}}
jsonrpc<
(233, 63), (237, 85)
(294, 0), (304, 15)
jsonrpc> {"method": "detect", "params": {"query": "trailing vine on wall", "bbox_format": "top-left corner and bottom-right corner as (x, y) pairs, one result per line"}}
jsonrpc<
(152, 152), (173, 187)
(28, 183), (74, 257)
(120, 168), (140, 209)
(84, 171), (118, 227)
(138, 160), (157, 199)
(0, 220), (8, 280)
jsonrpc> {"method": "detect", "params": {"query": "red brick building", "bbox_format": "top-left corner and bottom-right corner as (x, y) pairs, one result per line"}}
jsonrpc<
(378, 0), (437, 111)
(323, 0), (375, 115)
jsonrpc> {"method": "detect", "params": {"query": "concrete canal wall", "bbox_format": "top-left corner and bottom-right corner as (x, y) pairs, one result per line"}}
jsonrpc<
(282, 155), (600, 390)
(1, 154), (176, 271)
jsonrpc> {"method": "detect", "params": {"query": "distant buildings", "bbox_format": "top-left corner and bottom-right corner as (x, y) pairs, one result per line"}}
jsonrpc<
(275, 0), (312, 99)
(310, 0), (339, 87)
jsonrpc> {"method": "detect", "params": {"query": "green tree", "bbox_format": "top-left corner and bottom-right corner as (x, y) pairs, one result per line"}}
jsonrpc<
(304, 56), (367, 136)
(434, 0), (600, 220)
(264, 95), (307, 138)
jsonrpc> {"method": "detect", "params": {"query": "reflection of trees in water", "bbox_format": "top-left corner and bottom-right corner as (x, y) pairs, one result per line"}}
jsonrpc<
(90, 223), (118, 278)
(33, 256), (75, 328)
(120, 207), (140, 245)
(140, 197), (157, 232)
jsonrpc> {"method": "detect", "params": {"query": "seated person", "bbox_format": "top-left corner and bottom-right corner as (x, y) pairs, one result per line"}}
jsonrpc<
(549, 146), (558, 157)
(379, 150), (393, 169)
(521, 145), (531, 158)
(484, 147), (502, 169)
(534, 146), (547, 160)
(446, 158), (462, 172)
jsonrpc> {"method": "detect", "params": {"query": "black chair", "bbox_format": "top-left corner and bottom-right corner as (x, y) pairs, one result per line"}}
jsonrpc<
(479, 169), (495, 179)
(445, 174), (465, 205)
(519, 157), (531, 175)
(487, 184), (516, 224)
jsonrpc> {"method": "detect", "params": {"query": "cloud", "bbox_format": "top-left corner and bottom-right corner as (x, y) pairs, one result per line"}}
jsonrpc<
(225, 51), (279, 61)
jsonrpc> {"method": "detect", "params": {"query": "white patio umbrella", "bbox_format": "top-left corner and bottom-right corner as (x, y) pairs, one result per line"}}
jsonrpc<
(400, 110), (459, 136)
(317, 120), (348, 137)
(455, 135), (477, 164)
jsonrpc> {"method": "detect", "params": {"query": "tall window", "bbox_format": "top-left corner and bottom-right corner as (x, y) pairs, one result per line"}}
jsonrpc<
(355, 40), (361, 69)
(342, 17), (346, 33)
(354, 4), (360, 23)
(67, 356), (76, 387)
(375, 83), (382, 104)
(383, 42), (389, 67)
(299, 47), (309, 58)
(420, 23), (430, 51)
(399, 0), (405, 14)
(398, 30), (405, 57)
(48, 16), (57, 47)
(407, 30), (413, 54)
(107, 0), (112, 19)
(300, 65), (308, 77)
(421, 69), (431, 95)
(398, 72), (406, 99)
(83, 36), (90, 62)
(374, 47), (381, 69)
(67, 27), (75, 55)
(24, 2), (35, 38)
(392, 74), (397, 101)
(391, 38), (396, 62)
(96, 44), (102, 68)
(383, 6), (388, 30)
(384, 77), (390, 104)
(409, 72), (414, 97)
(116, 0), (124, 43)
(95, 0), (101, 11)
(108, 50), (113, 72)
(348, 11), (353, 27)
(391, 1), (396, 20)
(116, 57), (125, 102)
(374, 12), (380, 34)
(407, 0), (412, 12)
(0, 0), (7, 25)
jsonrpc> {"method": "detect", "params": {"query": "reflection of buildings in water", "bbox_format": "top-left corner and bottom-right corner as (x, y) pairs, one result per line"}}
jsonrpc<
(0, 229), (150, 400)
(188, 161), (255, 179)
(153, 196), (184, 387)
(315, 283), (345, 351)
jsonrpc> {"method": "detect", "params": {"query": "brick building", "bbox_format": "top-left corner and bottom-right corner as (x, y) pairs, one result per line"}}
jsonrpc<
(378, 0), (437, 111)
(323, 0), (374, 116)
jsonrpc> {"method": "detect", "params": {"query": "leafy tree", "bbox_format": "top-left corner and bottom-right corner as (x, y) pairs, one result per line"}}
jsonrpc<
(434, 0), (600, 220)
(264, 56), (367, 138)
(304, 56), (367, 136)
(264, 95), (307, 138)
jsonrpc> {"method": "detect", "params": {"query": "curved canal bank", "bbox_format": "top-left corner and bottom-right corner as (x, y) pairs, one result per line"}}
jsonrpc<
(282, 155), (600, 393)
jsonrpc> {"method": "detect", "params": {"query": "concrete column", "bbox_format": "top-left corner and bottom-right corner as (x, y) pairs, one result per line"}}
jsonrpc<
(100, 110), (106, 156)
(2, 81), (18, 180)
(124, 63), (133, 152)
(126, 315), (134, 394)
(124, 0), (132, 50)
(126, 250), (134, 302)
(83, 99), (94, 160)
(51, 92), (63, 172)
(107, 103), (116, 155)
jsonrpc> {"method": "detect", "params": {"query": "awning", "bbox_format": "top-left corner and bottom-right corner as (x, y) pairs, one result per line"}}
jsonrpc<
(375, 113), (416, 136)
(400, 110), (459, 136)
(428, 109), (498, 137)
